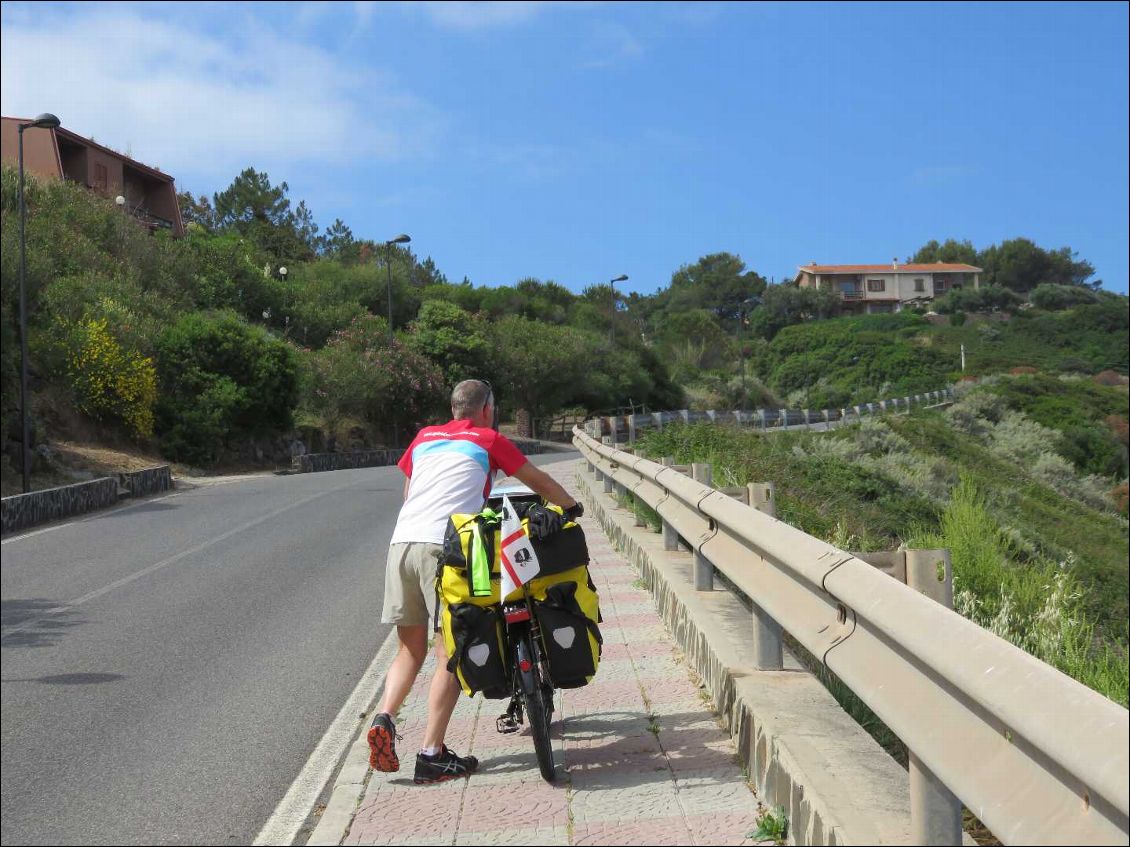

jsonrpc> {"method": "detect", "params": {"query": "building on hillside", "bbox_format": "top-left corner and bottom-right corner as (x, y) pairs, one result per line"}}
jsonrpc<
(1, 116), (184, 237)
(794, 260), (982, 314)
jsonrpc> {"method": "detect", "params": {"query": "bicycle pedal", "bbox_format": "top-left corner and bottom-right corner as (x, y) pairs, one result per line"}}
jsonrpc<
(496, 713), (521, 734)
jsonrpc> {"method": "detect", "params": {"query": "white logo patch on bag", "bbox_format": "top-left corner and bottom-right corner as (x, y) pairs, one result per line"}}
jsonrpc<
(552, 626), (576, 649)
(468, 643), (491, 667)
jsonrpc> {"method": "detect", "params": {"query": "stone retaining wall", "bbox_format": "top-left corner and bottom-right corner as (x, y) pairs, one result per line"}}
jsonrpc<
(1, 477), (120, 535)
(118, 465), (173, 498)
(292, 438), (573, 474)
(292, 449), (405, 474)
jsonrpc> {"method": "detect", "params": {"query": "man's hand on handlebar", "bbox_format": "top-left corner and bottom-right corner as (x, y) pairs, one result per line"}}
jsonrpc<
(526, 502), (584, 540)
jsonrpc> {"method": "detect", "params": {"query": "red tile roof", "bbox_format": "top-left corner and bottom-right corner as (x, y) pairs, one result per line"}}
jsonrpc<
(797, 263), (981, 274)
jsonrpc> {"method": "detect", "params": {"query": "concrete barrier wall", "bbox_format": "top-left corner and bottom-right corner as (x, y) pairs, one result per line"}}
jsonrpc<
(1, 477), (120, 535)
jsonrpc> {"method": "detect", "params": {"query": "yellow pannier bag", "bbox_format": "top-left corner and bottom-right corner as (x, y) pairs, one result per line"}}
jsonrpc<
(437, 507), (600, 696)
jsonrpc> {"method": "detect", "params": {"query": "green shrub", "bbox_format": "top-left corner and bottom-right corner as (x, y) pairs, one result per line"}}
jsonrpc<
(155, 311), (298, 463)
(910, 477), (1127, 706)
(1030, 283), (1100, 311)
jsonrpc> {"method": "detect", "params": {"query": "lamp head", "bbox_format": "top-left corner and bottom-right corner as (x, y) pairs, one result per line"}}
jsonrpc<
(28, 113), (61, 130)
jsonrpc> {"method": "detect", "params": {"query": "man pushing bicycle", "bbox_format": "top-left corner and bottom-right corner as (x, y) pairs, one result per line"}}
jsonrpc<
(366, 379), (583, 784)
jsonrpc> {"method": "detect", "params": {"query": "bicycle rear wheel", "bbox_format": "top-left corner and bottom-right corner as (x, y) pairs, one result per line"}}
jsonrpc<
(524, 676), (556, 783)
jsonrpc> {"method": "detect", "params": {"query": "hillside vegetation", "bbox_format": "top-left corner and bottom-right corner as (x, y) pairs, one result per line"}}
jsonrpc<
(633, 373), (1129, 706)
(1, 161), (1127, 492)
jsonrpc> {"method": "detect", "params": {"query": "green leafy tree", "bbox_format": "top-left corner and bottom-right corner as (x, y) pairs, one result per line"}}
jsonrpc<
(489, 316), (589, 435)
(663, 252), (768, 329)
(319, 218), (356, 260)
(911, 238), (978, 265)
(978, 238), (1097, 291)
(749, 284), (841, 340)
(177, 191), (218, 230)
(406, 300), (492, 385)
(212, 167), (316, 262)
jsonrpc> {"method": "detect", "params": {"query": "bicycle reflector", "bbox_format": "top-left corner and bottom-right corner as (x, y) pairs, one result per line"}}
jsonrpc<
(505, 606), (531, 624)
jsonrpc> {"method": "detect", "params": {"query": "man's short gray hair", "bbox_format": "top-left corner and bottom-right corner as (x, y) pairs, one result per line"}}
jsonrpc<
(451, 379), (492, 419)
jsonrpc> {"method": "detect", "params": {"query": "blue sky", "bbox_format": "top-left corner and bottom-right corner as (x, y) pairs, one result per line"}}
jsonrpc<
(2, 1), (1128, 294)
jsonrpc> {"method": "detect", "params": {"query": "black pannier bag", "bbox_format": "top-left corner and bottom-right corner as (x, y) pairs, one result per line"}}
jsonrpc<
(445, 602), (509, 699)
(534, 580), (603, 689)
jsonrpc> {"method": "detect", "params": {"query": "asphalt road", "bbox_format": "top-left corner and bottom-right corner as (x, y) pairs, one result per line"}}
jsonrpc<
(0, 452), (576, 846)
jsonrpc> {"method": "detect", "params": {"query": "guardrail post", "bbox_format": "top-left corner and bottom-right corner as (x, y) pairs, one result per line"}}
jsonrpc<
(628, 415), (637, 445)
(691, 463), (714, 590)
(803, 409), (811, 429)
(758, 409), (767, 430)
(906, 549), (953, 610)
(747, 482), (777, 519)
(905, 547), (961, 843)
(600, 437), (615, 494)
(660, 458), (679, 551)
(909, 753), (963, 846)
(748, 481), (783, 669)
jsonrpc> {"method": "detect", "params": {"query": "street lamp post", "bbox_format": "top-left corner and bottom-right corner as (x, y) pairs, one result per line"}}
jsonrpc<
(739, 296), (760, 407)
(384, 234), (411, 342)
(17, 113), (61, 494)
(609, 274), (628, 345)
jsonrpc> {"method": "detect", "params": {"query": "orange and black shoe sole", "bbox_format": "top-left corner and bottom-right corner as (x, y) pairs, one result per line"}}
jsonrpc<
(367, 724), (399, 773)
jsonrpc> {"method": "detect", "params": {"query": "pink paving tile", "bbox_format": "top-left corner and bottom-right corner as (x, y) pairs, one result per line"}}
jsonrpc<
(572, 817), (696, 846)
(610, 618), (668, 632)
(456, 783), (570, 831)
(683, 812), (763, 846)
(347, 782), (464, 843)
(562, 740), (659, 767)
(605, 591), (656, 604)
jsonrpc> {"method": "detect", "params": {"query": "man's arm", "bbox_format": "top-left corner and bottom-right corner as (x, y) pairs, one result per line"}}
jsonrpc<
(512, 461), (578, 511)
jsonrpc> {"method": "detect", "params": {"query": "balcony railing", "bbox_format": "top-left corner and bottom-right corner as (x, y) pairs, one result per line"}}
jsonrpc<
(840, 290), (864, 300)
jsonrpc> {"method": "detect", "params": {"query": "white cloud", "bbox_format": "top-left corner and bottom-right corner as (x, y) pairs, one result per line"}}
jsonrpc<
(407, 1), (583, 31)
(580, 20), (644, 68)
(0, 5), (444, 184)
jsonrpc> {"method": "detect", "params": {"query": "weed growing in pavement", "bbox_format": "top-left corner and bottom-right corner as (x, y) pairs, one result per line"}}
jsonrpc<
(750, 804), (789, 844)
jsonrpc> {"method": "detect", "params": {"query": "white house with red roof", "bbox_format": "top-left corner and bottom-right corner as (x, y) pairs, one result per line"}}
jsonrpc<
(794, 260), (982, 314)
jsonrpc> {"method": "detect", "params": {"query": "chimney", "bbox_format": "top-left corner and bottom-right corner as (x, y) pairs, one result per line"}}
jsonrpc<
(892, 257), (899, 270)
(810, 261), (817, 267)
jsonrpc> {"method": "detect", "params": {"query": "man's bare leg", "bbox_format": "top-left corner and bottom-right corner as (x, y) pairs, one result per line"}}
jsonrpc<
(379, 625), (428, 716)
(421, 639), (462, 749)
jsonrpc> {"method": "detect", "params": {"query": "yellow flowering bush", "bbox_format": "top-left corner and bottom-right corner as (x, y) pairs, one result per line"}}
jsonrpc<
(60, 317), (157, 438)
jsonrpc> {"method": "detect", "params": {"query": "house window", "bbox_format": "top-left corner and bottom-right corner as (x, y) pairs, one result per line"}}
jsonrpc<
(867, 278), (886, 292)
(93, 162), (108, 191)
(914, 278), (925, 292)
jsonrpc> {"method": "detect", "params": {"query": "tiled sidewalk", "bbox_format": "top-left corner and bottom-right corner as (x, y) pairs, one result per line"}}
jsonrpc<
(341, 461), (766, 847)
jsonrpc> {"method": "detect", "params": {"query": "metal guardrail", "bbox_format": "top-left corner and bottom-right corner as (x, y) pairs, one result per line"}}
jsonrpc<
(585, 388), (957, 441)
(572, 428), (1129, 845)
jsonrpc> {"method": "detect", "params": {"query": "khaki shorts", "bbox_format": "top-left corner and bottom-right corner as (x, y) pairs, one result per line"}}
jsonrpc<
(381, 542), (443, 628)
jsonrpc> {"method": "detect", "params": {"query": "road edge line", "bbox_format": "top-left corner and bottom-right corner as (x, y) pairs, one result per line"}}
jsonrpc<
(254, 628), (399, 847)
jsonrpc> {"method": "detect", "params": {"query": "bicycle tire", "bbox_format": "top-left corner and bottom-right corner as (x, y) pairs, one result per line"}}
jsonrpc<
(524, 677), (556, 783)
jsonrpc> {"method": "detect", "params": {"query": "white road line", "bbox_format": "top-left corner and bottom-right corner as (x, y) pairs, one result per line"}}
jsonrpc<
(254, 629), (400, 847)
(2, 489), (333, 636)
